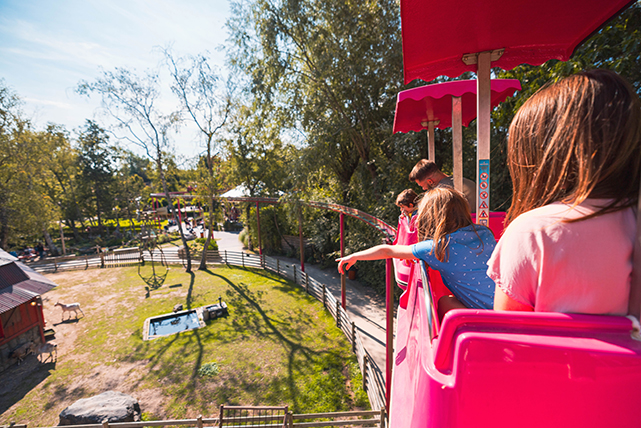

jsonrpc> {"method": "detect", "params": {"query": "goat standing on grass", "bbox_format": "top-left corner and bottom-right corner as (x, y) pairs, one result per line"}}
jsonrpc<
(55, 302), (84, 321)
(38, 342), (57, 363)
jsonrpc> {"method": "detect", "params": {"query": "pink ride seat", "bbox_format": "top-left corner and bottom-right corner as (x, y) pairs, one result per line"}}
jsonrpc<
(391, 267), (641, 428)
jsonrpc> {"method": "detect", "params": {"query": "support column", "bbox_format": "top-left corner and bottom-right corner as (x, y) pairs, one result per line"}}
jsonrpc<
(340, 213), (346, 308)
(427, 121), (436, 162)
(299, 207), (305, 272)
(255, 202), (262, 255)
(452, 96), (463, 194)
(177, 197), (182, 224)
(476, 51), (492, 225)
(385, 258), (393, 411)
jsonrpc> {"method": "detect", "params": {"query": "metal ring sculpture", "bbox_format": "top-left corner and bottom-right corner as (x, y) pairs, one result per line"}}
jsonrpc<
(138, 226), (169, 289)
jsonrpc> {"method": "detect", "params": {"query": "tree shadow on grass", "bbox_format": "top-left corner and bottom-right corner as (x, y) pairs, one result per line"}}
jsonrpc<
(0, 358), (56, 415)
(202, 270), (345, 411)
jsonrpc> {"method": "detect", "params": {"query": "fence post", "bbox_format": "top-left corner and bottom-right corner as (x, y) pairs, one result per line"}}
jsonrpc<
(322, 284), (326, 307)
(288, 411), (294, 428)
(351, 321), (356, 352)
(277, 259), (280, 275)
(261, 254), (265, 269)
(102, 420), (109, 428)
(305, 273), (309, 293)
(54, 259), (58, 273)
(224, 250), (228, 264)
(219, 404), (224, 428)
(197, 415), (204, 428)
(379, 408), (385, 428)
(85, 255), (88, 270)
(99, 251), (105, 268)
(362, 355), (368, 391)
(293, 265), (297, 284)
(242, 252), (245, 268)
(336, 300), (341, 328)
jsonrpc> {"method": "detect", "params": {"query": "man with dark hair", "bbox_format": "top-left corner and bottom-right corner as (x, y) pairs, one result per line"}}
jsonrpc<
(409, 159), (476, 213)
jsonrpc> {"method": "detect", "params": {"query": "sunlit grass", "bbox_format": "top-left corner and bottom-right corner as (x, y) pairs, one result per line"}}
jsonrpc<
(0, 266), (368, 426)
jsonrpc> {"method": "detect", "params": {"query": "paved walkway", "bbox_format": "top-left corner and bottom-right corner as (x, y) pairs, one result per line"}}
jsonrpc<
(211, 231), (389, 385)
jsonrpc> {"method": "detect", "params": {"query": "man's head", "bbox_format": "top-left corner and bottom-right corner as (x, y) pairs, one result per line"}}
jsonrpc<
(395, 189), (418, 217)
(409, 159), (442, 190)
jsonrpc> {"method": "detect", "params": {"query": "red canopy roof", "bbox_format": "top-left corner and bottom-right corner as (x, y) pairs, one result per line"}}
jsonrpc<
(400, 0), (634, 84)
(393, 79), (521, 133)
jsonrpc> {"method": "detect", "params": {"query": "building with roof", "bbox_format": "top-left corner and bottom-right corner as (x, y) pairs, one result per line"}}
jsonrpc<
(0, 249), (57, 371)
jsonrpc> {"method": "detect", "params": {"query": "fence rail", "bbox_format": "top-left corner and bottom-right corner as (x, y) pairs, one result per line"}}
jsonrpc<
(30, 249), (387, 417)
(32, 408), (384, 428)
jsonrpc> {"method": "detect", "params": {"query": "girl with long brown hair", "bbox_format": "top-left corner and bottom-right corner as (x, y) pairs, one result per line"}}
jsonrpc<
(488, 69), (641, 313)
(337, 186), (496, 311)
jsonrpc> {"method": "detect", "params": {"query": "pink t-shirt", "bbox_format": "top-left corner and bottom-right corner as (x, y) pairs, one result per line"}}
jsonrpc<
(487, 200), (635, 315)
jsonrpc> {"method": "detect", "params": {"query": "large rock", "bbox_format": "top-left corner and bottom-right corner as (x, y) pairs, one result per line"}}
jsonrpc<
(59, 391), (141, 425)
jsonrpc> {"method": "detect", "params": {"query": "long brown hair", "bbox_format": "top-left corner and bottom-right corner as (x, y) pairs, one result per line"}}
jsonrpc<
(506, 69), (641, 225)
(415, 187), (476, 262)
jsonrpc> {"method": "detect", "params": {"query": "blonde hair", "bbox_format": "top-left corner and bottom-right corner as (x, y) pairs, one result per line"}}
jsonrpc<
(414, 187), (477, 262)
(507, 69), (641, 225)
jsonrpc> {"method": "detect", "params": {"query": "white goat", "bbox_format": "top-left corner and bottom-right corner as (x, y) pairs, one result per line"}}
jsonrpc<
(10, 341), (36, 365)
(37, 342), (58, 363)
(55, 302), (85, 321)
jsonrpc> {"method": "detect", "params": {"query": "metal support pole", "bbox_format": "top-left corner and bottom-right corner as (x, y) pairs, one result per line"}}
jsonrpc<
(305, 273), (309, 294)
(256, 202), (263, 255)
(277, 259), (280, 275)
(476, 51), (492, 225)
(428, 120), (436, 162)
(177, 197), (182, 224)
(340, 213), (346, 308)
(336, 300), (341, 328)
(299, 207), (305, 272)
(385, 258), (394, 411)
(293, 264), (297, 284)
(452, 96), (464, 194)
(322, 284), (326, 307)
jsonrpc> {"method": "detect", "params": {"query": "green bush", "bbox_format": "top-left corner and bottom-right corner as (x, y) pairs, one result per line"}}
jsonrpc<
(198, 361), (221, 377)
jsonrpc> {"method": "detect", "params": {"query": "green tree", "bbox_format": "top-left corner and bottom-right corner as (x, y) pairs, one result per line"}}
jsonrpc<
(77, 120), (115, 236)
(164, 48), (233, 269)
(78, 68), (195, 272)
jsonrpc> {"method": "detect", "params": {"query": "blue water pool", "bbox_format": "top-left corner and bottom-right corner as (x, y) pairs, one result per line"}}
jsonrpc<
(148, 310), (201, 337)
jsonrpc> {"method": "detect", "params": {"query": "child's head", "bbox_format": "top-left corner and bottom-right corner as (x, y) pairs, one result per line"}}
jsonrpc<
(395, 189), (418, 216)
(507, 69), (641, 224)
(415, 186), (473, 261)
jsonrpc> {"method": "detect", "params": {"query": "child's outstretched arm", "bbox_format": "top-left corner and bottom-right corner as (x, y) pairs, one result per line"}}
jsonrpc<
(336, 244), (416, 275)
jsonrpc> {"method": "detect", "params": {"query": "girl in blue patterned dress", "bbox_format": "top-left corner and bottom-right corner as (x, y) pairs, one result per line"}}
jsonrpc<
(337, 186), (496, 314)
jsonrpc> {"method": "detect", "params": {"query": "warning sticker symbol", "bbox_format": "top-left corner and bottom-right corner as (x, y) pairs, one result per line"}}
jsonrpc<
(480, 182), (488, 189)
(479, 210), (489, 219)
(480, 201), (488, 209)
(480, 172), (488, 180)
(480, 192), (488, 199)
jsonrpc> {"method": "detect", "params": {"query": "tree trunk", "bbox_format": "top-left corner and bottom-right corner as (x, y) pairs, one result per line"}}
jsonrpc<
(157, 159), (191, 272)
(43, 227), (59, 256)
(199, 195), (216, 270)
(67, 218), (80, 241)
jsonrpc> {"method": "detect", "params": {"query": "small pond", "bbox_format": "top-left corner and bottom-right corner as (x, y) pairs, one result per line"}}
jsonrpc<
(143, 308), (205, 340)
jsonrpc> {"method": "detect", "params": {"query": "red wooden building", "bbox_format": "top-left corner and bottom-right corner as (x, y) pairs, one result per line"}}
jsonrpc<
(0, 249), (57, 371)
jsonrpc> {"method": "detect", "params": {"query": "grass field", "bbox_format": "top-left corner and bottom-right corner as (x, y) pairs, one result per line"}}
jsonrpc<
(0, 265), (368, 426)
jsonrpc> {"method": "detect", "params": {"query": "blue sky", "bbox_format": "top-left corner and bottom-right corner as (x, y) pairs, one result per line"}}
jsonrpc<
(0, 0), (231, 161)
